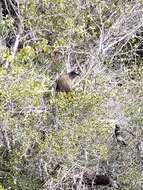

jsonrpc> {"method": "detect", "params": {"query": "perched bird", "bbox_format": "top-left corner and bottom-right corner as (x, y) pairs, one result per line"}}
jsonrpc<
(115, 124), (127, 146)
(83, 172), (118, 188)
(55, 71), (79, 93)
(93, 174), (113, 186)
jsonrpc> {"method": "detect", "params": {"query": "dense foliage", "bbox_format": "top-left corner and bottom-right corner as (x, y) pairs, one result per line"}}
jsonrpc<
(0, 0), (143, 189)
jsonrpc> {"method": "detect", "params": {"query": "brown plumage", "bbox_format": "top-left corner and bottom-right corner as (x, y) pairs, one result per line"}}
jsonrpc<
(55, 71), (79, 93)
(94, 175), (112, 186)
(83, 172), (119, 188)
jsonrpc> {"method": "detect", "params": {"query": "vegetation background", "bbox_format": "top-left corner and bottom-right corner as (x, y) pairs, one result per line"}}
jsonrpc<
(0, 0), (143, 189)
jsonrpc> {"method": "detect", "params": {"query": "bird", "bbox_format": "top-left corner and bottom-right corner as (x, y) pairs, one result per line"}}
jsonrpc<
(93, 174), (113, 186)
(83, 172), (118, 188)
(55, 70), (79, 93)
(114, 124), (127, 146)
